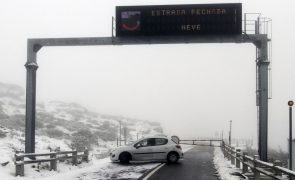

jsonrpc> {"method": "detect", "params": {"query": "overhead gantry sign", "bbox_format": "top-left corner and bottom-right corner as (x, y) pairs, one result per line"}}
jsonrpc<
(24, 3), (270, 162)
(116, 3), (242, 36)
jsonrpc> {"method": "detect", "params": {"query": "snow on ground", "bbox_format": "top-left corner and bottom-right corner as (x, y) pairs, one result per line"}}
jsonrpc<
(213, 147), (244, 180)
(40, 158), (159, 180)
(1, 151), (160, 180)
(38, 144), (195, 180)
(38, 144), (196, 180)
(0, 136), (195, 180)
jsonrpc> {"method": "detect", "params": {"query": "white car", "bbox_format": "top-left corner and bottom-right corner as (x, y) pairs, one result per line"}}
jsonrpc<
(110, 135), (183, 164)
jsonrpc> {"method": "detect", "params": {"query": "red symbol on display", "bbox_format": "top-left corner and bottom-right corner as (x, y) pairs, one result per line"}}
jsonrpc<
(121, 11), (141, 32)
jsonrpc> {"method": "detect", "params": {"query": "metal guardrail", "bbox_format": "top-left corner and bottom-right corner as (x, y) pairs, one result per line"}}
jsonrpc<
(14, 149), (89, 176)
(180, 139), (223, 147)
(222, 142), (295, 180)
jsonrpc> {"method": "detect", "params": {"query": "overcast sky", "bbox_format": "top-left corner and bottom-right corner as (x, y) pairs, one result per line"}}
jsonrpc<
(0, 0), (295, 150)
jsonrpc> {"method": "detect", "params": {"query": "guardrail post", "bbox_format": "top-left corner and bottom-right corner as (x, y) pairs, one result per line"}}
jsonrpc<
(50, 153), (57, 171)
(72, 151), (77, 166)
(273, 160), (282, 177)
(242, 152), (248, 173)
(223, 146), (227, 158)
(226, 145), (230, 160)
(231, 147), (235, 165)
(253, 155), (260, 180)
(224, 145), (228, 159)
(236, 149), (241, 169)
(15, 154), (24, 176)
(82, 149), (89, 162)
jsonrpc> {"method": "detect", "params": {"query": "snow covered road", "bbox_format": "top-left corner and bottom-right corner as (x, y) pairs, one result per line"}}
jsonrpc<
(0, 144), (194, 180)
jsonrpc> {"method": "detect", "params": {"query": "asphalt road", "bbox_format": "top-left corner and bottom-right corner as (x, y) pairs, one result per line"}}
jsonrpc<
(148, 146), (218, 180)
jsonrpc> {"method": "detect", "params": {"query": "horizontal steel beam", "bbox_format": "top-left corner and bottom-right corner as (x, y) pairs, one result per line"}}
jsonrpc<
(28, 34), (268, 48)
(180, 139), (223, 141)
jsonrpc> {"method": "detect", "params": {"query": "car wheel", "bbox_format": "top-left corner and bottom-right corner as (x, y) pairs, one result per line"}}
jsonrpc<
(167, 152), (179, 163)
(119, 152), (131, 164)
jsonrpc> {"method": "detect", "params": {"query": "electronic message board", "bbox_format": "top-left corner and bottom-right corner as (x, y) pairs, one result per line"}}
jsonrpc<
(116, 3), (242, 37)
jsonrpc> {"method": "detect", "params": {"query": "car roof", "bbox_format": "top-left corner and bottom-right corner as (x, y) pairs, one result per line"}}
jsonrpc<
(139, 135), (168, 140)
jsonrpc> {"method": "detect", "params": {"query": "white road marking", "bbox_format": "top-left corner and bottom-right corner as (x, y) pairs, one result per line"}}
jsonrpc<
(142, 163), (166, 180)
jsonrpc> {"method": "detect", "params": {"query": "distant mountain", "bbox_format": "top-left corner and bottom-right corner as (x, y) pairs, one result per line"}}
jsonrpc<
(0, 82), (163, 157)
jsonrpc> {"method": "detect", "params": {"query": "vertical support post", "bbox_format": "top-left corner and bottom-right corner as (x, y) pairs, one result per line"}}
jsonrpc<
(15, 154), (24, 176)
(242, 152), (248, 173)
(222, 143), (225, 156)
(256, 38), (269, 162)
(236, 149), (241, 169)
(124, 127), (127, 145)
(50, 153), (57, 171)
(253, 155), (260, 180)
(244, 13), (247, 33)
(25, 42), (40, 154)
(112, 17), (114, 38)
(119, 120), (121, 146)
(227, 145), (230, 160)
(229, 120), (232, 146)
(289, 105), (293, 170)
(72, 151), (77, 166)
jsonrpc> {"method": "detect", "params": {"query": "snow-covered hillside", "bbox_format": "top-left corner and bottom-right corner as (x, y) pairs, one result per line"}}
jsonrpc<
(0, 82), (164, 179)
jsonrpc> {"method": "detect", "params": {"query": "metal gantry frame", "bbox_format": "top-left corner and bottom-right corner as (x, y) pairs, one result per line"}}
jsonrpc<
(24, 34), (270, 161)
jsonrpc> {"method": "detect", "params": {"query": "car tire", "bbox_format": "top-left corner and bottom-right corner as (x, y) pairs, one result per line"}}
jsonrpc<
(119, 152), (131, 164)
(167, 152), (179, 163)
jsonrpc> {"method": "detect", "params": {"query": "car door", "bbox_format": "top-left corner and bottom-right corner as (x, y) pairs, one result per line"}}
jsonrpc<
(131, 138), (155, 161)
(152, 138), (169, 160)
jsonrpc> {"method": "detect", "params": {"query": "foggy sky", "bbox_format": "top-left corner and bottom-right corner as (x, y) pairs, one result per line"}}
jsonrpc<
(0, 0), (295, 150)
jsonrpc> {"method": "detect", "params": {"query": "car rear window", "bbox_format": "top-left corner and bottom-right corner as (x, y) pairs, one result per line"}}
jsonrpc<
(155, 138), (168, 145)
(171, 136), (180, 144)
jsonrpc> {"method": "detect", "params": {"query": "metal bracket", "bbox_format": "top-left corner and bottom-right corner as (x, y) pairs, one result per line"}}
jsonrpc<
(24, 62), (39, 70)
